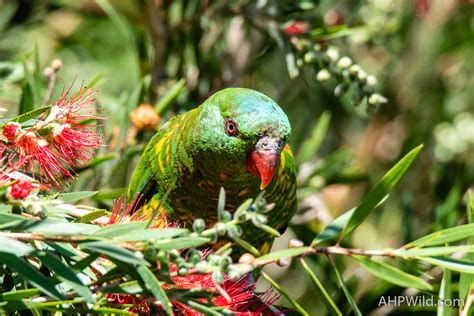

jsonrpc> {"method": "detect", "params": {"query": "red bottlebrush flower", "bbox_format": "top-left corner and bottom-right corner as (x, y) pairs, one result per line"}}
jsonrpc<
(172, 271), (280, 315)
(2, 84), (104, 191)
(2, 122), (21, 143)
(49, 123), (102, 167)
(52, 85), (102, 124)
(284, 21), (309, 36)
(8, 179), (33, 199)
(15, 132), (74, 190)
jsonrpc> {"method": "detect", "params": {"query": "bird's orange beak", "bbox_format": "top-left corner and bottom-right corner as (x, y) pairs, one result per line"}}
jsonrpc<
(247, 136), (282, 190)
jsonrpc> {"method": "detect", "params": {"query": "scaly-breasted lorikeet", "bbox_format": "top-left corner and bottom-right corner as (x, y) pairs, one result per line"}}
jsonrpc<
(127, 88), (297, 253)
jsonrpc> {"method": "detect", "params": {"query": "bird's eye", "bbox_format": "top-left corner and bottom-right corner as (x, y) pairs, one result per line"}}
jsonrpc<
(224, 118), (238, 136)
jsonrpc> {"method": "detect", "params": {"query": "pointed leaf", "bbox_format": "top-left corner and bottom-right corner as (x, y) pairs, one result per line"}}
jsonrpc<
(0, 253), (64, 300)
(355, 256), (433, 291)
(331, 261), (362, 316)
(437, 269), (452, 316)
(312, 208), (355, 246)
(152, 237), (210, 250)
(56, 191), (98, 203)
(136, 265), (172, 314)
(0, 237), (34, 256)
(406, 224), (474, 248)
(300, 258), (342, 316)
(115, 228), (188, 241)
(38, 251), (95, 303)
(341, 145), (423, 239)
(419, 256), (474, 274)
(80, 241), (145, 266)
(396, 245), (474, 257)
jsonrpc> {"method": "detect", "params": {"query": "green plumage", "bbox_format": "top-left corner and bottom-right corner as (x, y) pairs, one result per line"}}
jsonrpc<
(127, 88), (297, 253)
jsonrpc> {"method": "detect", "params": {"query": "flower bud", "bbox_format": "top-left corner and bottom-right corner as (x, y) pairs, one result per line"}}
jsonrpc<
(348, 64), (362, 77)
(228, 269), (241, 281)
(304, 52), (317, 63)
(316, 69), (331, 82)
(2, 122), (21, 143)
(337, 56), (352, 69)
(195, 261), (208, 273)
(216, 222), (227, 236)
(130, 104), (160, 131)
(288, 238), (304, 248)
(334, 83), (348, 97)
(325, 48), (339, 62)
(219, 257), (232, 270)
(277, 257), (291, 267)
(219, 210), (232, 223)
(178, 267), (189, 276)
(193, 218), (206, 233)
(51, 59), (63, 71)
(238, 253), (255, 264)
(212, 271), (225, 285)
(366, 75), (378, 87)
(367, 93), (388, 106)
(43, 67), (55, 77)
(7, 179), (33, 200)
(227, 225), (243, 238)
(168, 249), (180, 261)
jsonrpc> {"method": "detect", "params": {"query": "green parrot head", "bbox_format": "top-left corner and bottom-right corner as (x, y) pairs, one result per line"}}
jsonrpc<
(188, 88), (291, 189)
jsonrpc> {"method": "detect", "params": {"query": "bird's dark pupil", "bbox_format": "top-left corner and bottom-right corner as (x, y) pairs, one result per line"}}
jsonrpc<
(229, 124), (234, 130)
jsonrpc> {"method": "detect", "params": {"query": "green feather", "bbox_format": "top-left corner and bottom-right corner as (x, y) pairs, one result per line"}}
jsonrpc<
(127, 88), (297, 253)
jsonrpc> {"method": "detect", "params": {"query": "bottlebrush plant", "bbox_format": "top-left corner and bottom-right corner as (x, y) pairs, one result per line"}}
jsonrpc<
(0, 58), (472, 315)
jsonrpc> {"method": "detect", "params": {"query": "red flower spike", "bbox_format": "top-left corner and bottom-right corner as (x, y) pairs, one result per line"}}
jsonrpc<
(2, 122), (21, 143)
(284, 21), (309, 36)
(9, 179), (33, 199)
(16, 132), (75, 190)
(50, 124), (102, 167)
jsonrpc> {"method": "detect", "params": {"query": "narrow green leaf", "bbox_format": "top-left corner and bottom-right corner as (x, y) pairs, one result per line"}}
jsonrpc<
(19, 61), (35, 114)
(300, 258), (342, 316)
(231, 236), (260, 256)
(93, 221), (148, 237)
(297, 111), (331, 164)
(21, 219), (100, 236)
(33, 42), (43, 100)
(355, 256), (433, 291)
(258, 224), (281, 237)
(261, 271), (308, 315)
(0, 213), (28, 229)
(37, 251), (95, 303)
(136, 265), (173, 314)
(396, 245), (474, 257)
(9, 106), (50, 125)
(56, 191), (98, 203)
(406, 223), (474, 248)
(152, 237), (210, 250)
(217, 187), (225, 219)
(0, 288), (40, 301)
(186, 301), (221, 315)
(255, 247), (311, 263)
(0, 253), (64, 300)
(419, 256), (474, 274)
(71, 253), (100, 272)
(460, 191), (474, 301)
(155, 78), (186, 115)
(341, 145), (423, 239)
(115, 228), (188, 241)
(331, 260), (362, 316)
(312, 208), (355, 246)
(437, 268), (452, 316)
(0, 237), (34, 256)
(80, 241), (145, 266)
(76, 209), (107, 223)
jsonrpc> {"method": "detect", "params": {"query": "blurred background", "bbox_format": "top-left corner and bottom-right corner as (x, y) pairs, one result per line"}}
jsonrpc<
(0, 0), (472, 314)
